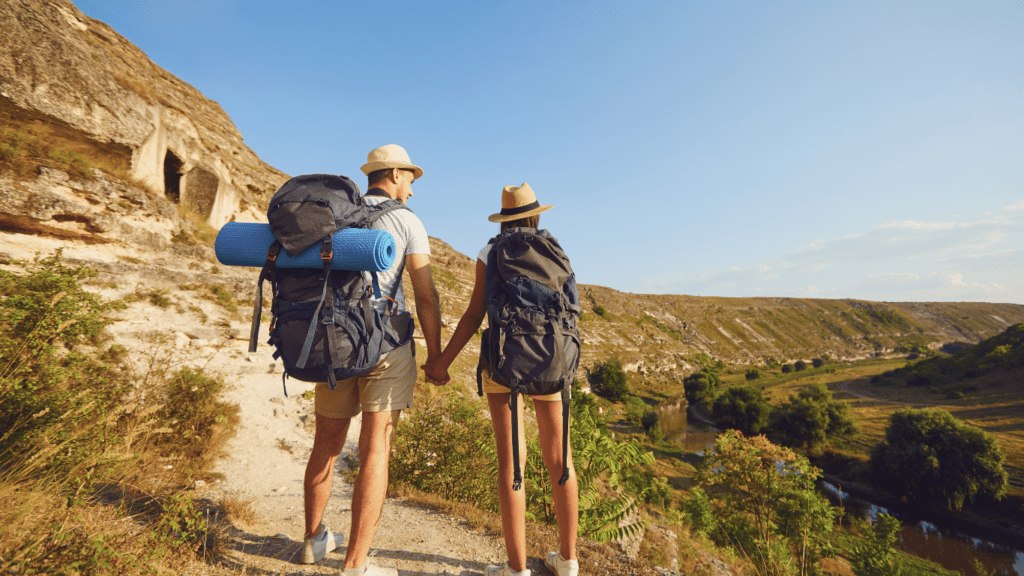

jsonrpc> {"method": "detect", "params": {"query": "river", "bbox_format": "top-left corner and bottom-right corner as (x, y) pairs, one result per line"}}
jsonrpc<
(653, 401), (1024, 575)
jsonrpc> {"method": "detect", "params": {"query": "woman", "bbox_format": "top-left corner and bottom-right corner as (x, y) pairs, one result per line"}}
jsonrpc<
(423, 183), (580, 576)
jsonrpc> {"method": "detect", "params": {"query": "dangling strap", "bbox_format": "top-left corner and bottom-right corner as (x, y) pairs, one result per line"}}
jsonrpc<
(249, 241), (281, 353)
(510, 379), (523, 491)
(319, 236), (342, 390)
(281, 371), (289, 398)
(296, 237), (335, 378)
(476, 363), (485, 397)
(559, 383), (571, 486)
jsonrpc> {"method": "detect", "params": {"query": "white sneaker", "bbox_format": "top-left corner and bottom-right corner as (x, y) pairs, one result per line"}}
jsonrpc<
(486, 563), (531, 576)
(544, 552), (579, 576)
(299, 523), (342, 564)
(342, 559), (398, 575)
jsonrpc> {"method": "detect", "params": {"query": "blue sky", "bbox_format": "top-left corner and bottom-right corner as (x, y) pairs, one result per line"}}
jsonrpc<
(74, 0), (1024, 304)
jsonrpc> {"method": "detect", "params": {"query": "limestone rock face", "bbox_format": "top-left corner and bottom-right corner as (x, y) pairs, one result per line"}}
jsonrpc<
(0, 167), (184, 251)
(0, 0), (288, 227)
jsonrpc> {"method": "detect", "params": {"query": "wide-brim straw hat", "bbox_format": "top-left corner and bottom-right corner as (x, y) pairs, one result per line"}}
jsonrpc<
(360, 144), (423, 179)
(488, 183), (553, 222)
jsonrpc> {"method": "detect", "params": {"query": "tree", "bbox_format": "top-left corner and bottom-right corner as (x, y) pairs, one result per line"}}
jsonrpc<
(683, 369), (720, 405)
(696, 431), (837, 576)
(811, 358), (825, 368)
(591, 358), (629, 402)
(794, 360), (807, 371)
(771, 383), (858, 451)
(870, 408), (1007, 510)
(781, 363), (793, 374)
(745, 368), (762, 380)
(711, 385), (771, 435)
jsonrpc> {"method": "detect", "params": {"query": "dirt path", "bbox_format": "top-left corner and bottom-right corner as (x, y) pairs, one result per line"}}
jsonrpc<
(199, 331), (511, 575)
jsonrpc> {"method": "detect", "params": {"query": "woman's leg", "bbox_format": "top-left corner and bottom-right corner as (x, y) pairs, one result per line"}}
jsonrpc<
(534, 399), (578, 561)
(487, 392), (528, 572)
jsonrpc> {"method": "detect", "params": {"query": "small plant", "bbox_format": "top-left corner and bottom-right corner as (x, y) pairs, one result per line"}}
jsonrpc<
(593, 304), (607, 318)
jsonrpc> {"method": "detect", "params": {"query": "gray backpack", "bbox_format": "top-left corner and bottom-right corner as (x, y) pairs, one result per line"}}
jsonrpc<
(250, 174), (413, 394)
(477, 227), (581, 490)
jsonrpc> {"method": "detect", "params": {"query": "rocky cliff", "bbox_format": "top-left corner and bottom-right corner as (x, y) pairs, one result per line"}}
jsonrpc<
(0, 0), (287, 229)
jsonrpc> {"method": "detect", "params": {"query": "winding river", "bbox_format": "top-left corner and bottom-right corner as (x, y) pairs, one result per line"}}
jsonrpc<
(653, 401), (1024, 575)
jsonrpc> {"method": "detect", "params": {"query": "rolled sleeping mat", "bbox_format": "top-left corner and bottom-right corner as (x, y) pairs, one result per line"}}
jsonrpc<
(215, 222), (396, 272)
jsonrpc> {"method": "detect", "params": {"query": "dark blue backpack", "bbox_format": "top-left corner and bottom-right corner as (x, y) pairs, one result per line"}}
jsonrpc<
(249, 174), (413, 394)
(477, 227), (581, 490)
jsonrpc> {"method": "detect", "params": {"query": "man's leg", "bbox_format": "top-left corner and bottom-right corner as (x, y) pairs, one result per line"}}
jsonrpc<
(304, 413), (352, 538)
(343, 408), (401, 570)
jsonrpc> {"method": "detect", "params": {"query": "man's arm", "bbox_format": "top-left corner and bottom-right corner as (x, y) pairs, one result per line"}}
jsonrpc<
(407, 253), (443, 365)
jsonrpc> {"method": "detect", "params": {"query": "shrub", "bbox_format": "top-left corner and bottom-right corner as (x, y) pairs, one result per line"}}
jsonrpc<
(781, 363), (793, 374)
(812, 358), (825, 368)
(391, 390), (494, 504)
(591, 358), (630, 402)
(745, 368), (761, 380)
(593, 305), (607, 318)
(794, 360), (807, 371)
(640, 410), (659, 432)
(159, 367), (238, 469)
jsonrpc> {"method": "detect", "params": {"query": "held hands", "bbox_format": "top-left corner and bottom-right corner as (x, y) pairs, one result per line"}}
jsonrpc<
(421, 359), (451, 386)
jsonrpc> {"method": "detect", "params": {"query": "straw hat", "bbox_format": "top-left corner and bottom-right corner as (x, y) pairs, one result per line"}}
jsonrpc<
(360, 144), (423, 179)
(488, 183), (553, 222)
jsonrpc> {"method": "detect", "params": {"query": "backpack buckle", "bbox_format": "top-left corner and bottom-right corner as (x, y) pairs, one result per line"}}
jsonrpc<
(266, 250), (277, 261)
(320, 247), (332, 261)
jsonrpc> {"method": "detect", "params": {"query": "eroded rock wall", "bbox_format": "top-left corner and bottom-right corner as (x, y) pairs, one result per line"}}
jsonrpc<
(0, 0), (287, 227)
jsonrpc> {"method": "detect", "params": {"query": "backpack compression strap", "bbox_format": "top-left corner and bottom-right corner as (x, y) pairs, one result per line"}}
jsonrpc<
(249, 241), (282, 353)
(296, 235), (341, 390)
(509, 379), (523, 491)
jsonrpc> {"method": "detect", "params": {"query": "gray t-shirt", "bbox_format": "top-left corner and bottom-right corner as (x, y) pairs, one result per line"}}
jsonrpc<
(363, 193), (430, 311)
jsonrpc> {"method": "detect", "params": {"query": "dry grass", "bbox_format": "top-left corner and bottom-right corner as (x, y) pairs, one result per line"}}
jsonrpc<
(0, 95), (132, 181)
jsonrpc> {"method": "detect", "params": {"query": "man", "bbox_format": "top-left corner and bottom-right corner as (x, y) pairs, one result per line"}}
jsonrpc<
(301, 144), (444, 576)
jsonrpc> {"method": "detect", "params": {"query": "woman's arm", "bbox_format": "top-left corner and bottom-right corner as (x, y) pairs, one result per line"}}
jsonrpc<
(423, 259), (487, 380)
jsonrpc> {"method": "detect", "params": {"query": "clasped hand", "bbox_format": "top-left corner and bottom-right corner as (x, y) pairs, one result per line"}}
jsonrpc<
(421, 359), (450, 386)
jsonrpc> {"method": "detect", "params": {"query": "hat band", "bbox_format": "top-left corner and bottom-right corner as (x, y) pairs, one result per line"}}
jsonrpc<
(499, 201), (540, 217)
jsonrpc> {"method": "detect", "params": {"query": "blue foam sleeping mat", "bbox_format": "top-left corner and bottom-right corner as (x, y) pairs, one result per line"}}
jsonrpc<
(214, 222), (396, 272)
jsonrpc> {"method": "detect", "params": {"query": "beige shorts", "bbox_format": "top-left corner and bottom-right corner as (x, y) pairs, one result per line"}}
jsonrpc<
(480, 367), (562, 402)
(315, 342), (416, 418)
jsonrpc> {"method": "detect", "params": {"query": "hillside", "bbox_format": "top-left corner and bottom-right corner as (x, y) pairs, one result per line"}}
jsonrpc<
(416, 237), (1024, 383)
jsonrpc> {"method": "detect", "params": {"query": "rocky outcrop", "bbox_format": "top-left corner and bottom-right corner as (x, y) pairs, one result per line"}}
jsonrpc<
(0, 0), (287, 227)
(0, 167), (183, 251)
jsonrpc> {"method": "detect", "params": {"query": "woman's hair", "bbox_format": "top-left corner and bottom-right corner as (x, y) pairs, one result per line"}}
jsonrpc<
(500, 214), (539, 232)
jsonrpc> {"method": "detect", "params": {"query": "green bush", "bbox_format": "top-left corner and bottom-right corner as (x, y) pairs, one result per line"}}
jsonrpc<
(781, 363), (793, 374)
(0, 250), (130, 476)
(591, 358), (630, 402)
(391, 390), (494, 504)
(794, 360), (807, 371)
(683, 369), (720, 405)
(159, 367), (238, 468)
(745, 368), (761, 380)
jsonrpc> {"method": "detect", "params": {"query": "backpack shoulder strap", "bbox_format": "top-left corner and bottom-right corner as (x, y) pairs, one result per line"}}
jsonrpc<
(365, 198), (412, 226)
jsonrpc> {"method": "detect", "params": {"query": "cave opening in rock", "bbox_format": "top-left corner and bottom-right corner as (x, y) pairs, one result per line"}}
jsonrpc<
(163, 150), (183, 203)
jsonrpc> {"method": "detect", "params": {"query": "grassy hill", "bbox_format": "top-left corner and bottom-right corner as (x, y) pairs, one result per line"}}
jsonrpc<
(418, 236), (1024, 384)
